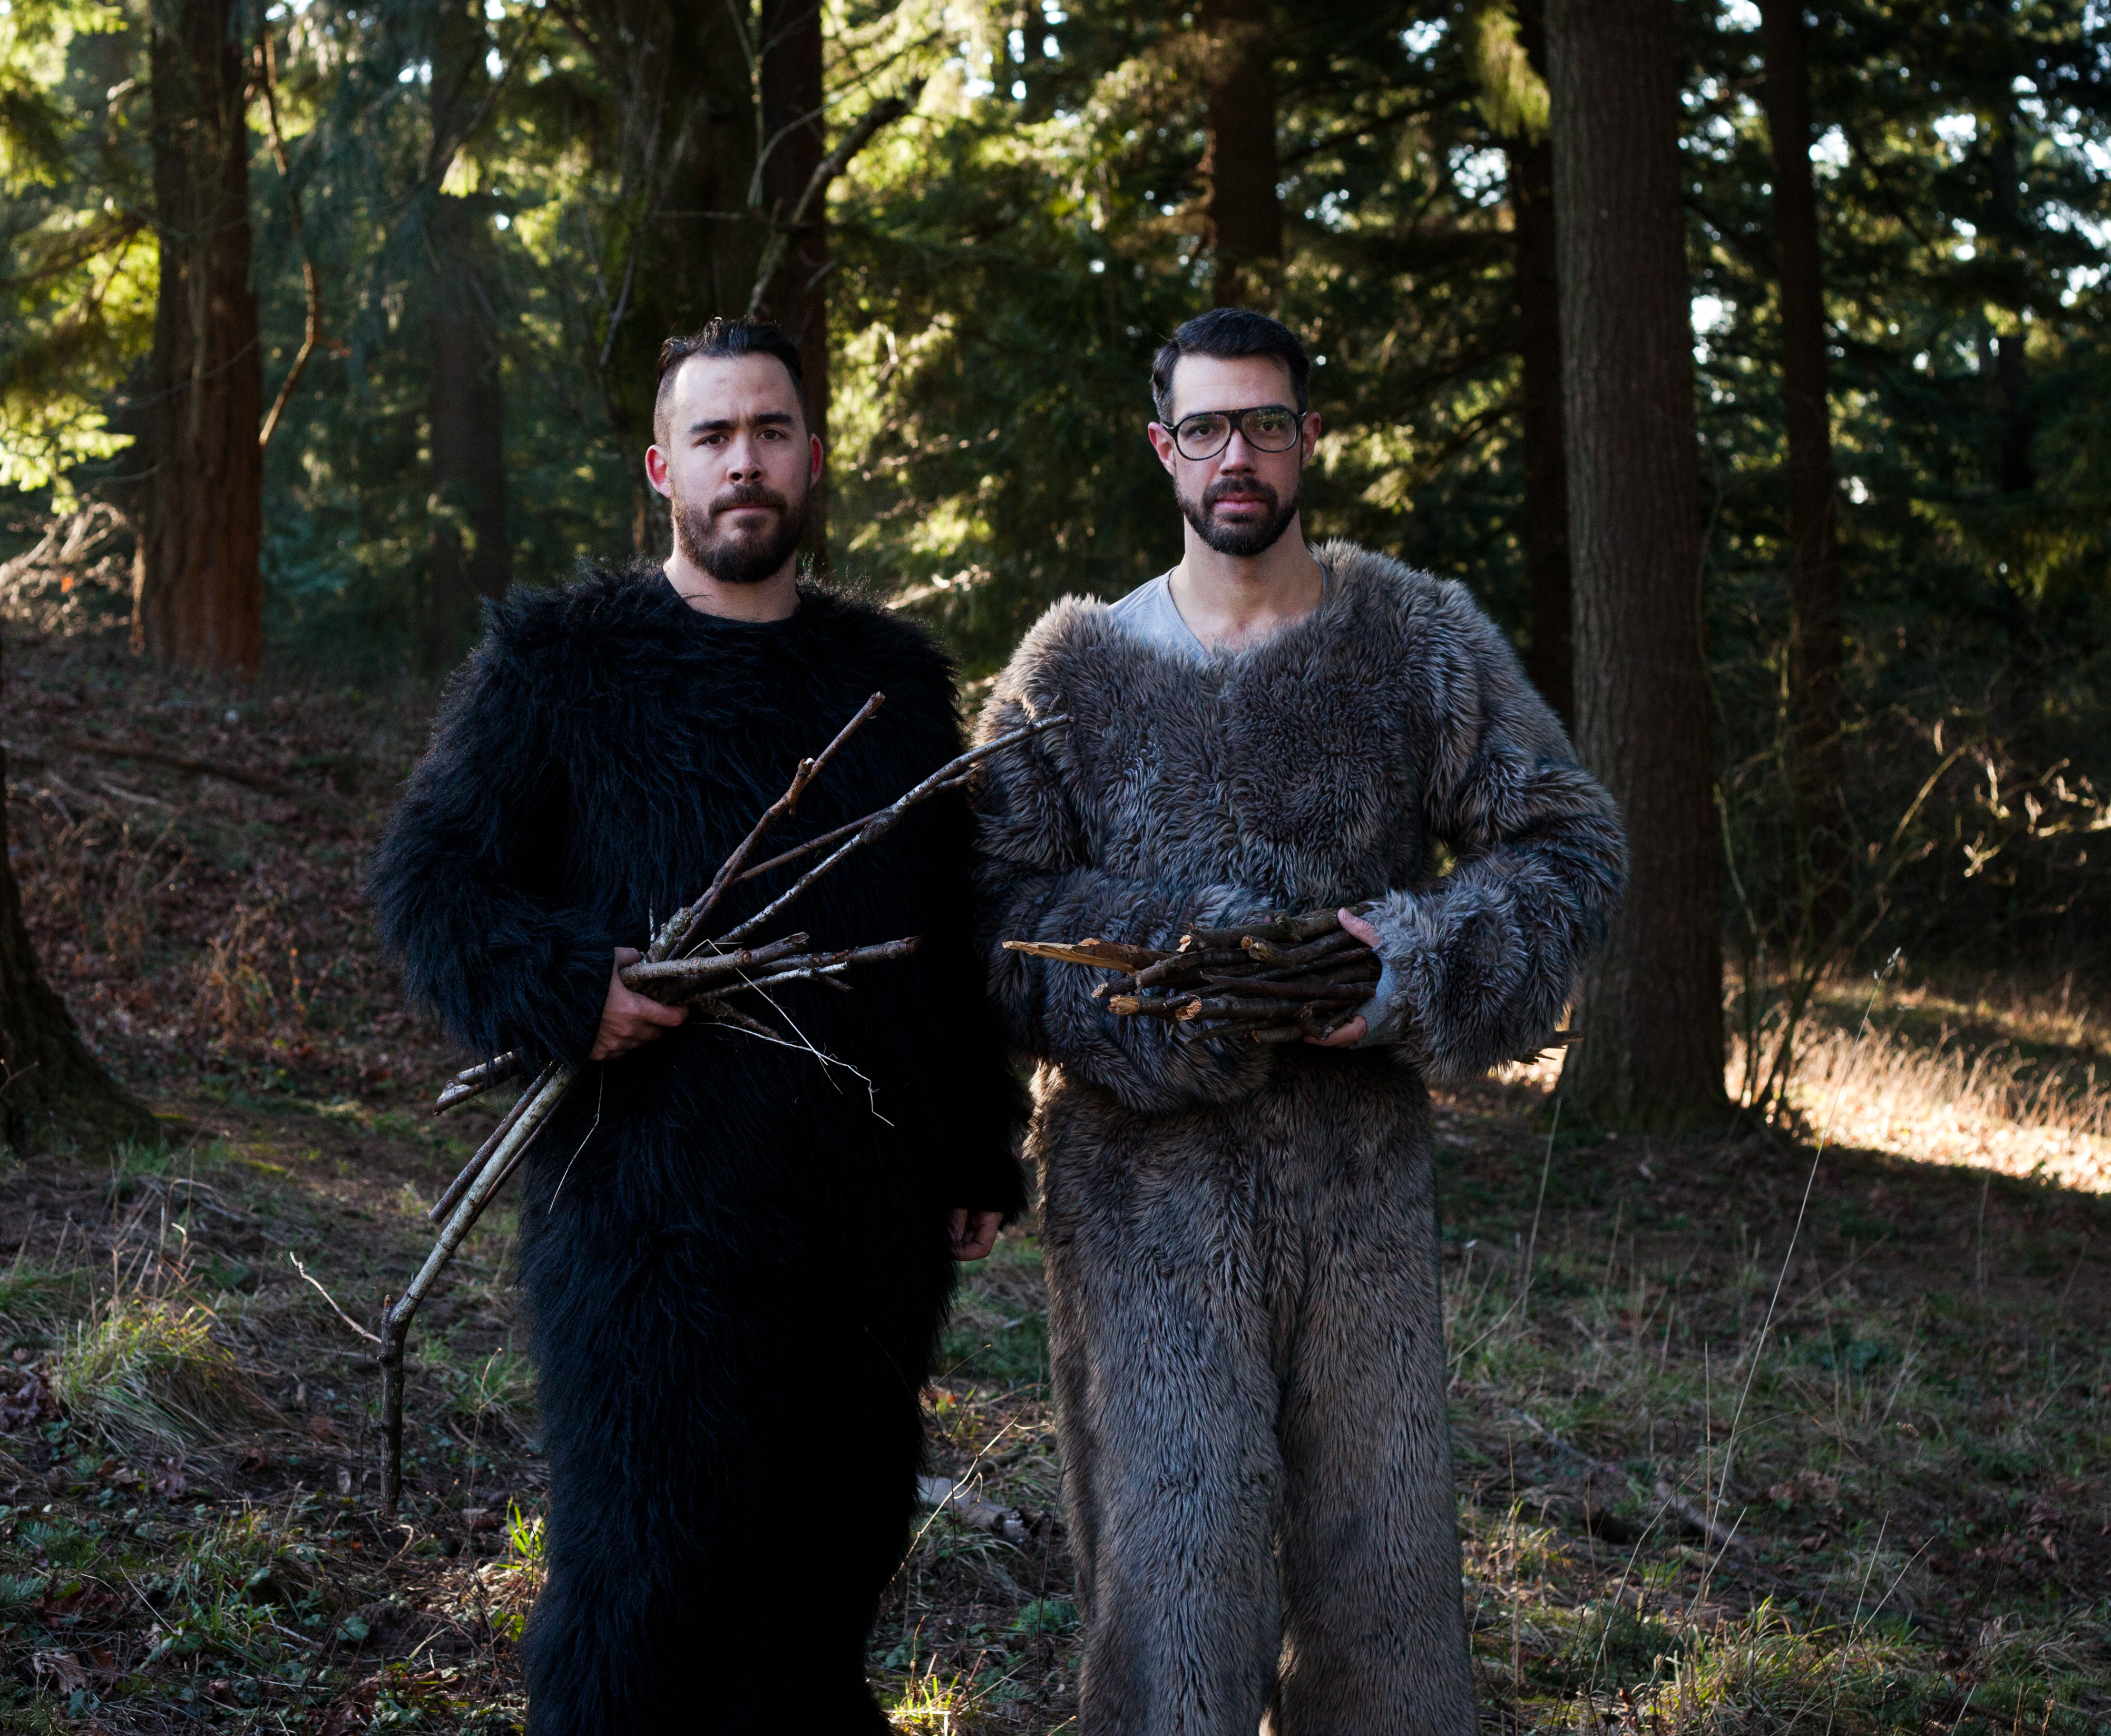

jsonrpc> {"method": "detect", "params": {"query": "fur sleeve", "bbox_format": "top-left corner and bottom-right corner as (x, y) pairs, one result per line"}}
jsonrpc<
(367, 618), (614, 1072)
(1356, 592), (1627, 1078)
(972, 691), (1274, 1116)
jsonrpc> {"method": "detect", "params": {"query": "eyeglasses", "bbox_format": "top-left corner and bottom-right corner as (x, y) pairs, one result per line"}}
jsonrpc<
(1167, 404), (1306, 462)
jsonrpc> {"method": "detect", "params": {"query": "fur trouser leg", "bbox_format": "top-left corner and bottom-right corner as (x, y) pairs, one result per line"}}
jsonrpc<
(1039, 1062), (1474, 1736)
(518, 1210), (941, 1734)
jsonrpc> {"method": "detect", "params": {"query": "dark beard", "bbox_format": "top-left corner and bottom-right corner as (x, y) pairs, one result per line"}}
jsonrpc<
(1178, 475), (1300, 558)
(672, 480), (810, 585)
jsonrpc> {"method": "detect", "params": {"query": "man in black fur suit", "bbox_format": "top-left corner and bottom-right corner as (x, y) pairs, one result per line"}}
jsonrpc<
(369, 316), (1025, 1733)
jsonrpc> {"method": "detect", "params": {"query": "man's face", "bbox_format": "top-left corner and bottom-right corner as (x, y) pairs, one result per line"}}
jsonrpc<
(646, 354), (822, 584)
(1148, 352), (1318, 559)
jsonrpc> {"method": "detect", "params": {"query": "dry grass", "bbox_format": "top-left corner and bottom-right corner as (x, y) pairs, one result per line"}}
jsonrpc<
(1746, 968), (2111, 1193)
(48, 1295), (265, 1463)
(1770, 1021), (2111, 1192)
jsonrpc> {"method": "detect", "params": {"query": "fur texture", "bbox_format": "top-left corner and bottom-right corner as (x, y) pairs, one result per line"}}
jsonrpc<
(972, 541), (1625, 1736)
(370, 561), (1025, 1735)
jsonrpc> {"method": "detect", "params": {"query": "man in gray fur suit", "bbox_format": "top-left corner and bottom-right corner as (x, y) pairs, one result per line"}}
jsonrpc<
(971, 308), (1627, 1735)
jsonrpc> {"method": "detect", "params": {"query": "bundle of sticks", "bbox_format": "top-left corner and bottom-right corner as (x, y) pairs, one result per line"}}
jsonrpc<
(374, 693), (1070, 1517)
(1005, 905), (1381, 1045)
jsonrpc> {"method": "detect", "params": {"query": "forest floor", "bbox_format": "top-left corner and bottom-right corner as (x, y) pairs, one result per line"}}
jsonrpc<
(3, 614), (2108, 1734)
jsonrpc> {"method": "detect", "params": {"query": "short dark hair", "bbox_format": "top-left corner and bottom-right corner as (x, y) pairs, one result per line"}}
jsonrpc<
(653, 316), (805, 447)
(1150, 308), (1310, 425)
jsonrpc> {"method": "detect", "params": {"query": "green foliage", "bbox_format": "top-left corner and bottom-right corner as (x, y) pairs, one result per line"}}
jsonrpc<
(3, 0), (2109, 975)
(0, 0), (150, 507)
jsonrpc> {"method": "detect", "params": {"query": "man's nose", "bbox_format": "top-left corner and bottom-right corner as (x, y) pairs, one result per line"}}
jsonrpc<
(726, 443), (764, 480)
(1217, 431), (1258, 471)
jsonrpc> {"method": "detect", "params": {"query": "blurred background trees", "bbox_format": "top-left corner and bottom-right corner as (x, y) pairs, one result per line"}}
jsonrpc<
(6, 0), (2111, 1127)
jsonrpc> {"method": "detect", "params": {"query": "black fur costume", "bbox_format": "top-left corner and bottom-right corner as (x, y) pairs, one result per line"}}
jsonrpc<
(369, 561), (1025, 1733)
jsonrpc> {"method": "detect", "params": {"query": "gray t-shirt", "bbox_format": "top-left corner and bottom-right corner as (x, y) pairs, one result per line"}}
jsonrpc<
(1107, 570), (1208, 662)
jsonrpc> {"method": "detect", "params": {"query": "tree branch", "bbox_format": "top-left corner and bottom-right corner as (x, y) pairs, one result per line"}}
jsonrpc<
(747, 79), (927, 316)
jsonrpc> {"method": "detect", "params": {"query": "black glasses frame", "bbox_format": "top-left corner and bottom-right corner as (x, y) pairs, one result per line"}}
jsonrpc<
(1166, 403), (1308, 462)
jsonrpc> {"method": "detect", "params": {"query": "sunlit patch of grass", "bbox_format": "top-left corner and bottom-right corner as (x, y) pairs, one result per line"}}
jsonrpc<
(1771, 1018), (2111, 1192)
(48, 1291), (265, 1457)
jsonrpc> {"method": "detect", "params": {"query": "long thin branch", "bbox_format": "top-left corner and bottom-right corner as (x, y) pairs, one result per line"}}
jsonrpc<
(288, 1253), (380, 1346)
(651, 693), (884, 958)
(434, 1052), (526, 1115)
(427, 1063), (556, 1223)
(617, 934), (810, 997)
(689, 936), (919, 999)
(716, 712), (1070, 946)
(382, 1064), (570, 1518)
(747, 79), (926, 316)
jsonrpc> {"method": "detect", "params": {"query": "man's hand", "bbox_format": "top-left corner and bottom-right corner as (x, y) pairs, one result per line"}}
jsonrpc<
(589, 946), (688, 1061)
(1308, 908), (1380, 1046)
(950, 1208), (1002, 1262)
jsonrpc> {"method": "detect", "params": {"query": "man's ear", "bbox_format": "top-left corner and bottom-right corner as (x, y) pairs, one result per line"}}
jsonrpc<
(644, 444), (673, 499)
(1147, 421), (1179, 475)
(809, 432), (824, 483)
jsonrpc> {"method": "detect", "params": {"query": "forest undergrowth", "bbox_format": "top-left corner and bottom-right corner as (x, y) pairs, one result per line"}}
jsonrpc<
(3, 618), (2108, 1733)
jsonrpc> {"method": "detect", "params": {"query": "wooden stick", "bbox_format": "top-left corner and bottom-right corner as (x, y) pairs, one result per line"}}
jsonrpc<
(426, 1062), (556, 1223)
(735, 725), (1086, 889)
(433, 1051), (525, 1115)
(58, 735), (343, 809)
(1177, 994), (1318, 1023)
(715, 713), (1071, 946)
(1131, 947), (1249, 989)
(382, 1064), (571, 1519)
(1197, 975), (1370, 1003)
(1242, 930), (1365, 969)
(1002, 939), (1165, 970)
(691, 936), (921, 998)
(1179, 1012), (1285, 1041)
(617, 935), (809, 996)
(1181, 908), (1343, 949)
(1106, 993), (1192, 1018)
(652, 694), (885, 960)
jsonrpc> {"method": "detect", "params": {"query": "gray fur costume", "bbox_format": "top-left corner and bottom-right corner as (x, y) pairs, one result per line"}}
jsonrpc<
(972, 541), (1625, 1735)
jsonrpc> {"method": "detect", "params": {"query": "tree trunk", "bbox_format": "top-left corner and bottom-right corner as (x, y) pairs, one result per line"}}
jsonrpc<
(1547, 0), (1726, 1131)
(0, 649), (159, 1154)
(1760, 0), (1847, 937)
(135, 0), (263, 678)
(587, 0), (762, 554)
(426, 205), (511, 670)
(759, 0), (829, 569)
(1198, 0), (1281, 310)
(1510, 0), (1572, 728)
(426, 0), (511, 671)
